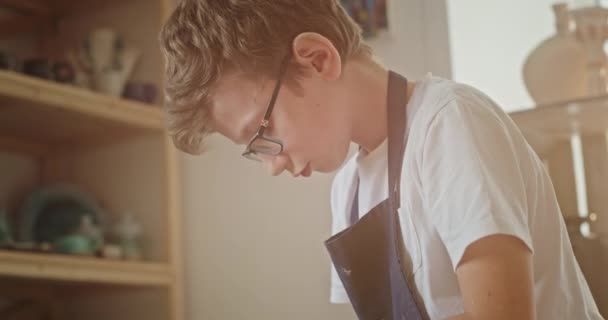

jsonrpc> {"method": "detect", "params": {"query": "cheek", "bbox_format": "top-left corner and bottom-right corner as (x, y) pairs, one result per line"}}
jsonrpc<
(322, 129), (352, 171)
(274, 91), (350, 167)
(300, 111), (352, 170)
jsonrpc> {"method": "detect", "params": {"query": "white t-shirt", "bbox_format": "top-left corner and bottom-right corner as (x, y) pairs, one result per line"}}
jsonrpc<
(329, 75), (603, 319)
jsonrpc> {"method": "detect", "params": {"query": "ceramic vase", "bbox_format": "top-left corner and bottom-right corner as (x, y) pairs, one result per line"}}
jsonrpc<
(523, 3), (588, 105)
(114, 212), (142, 260)
(96, 47), (140, 97)
(572, 6), (608, 96)
(87, 28), (119, 74)
(80, 28), (141, 97)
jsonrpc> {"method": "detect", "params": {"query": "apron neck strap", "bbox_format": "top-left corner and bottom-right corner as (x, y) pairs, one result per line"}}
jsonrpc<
(386, 71), (409, 209)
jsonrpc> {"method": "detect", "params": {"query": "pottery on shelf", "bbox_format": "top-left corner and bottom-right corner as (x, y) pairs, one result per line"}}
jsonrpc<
(52, 216), (104, 256)
(572, 6), (608, 96)
(86, 28), (121, 74)
(22, 58), (53, 80)
(114, 212), (143, 260)
(95, 69), (127, 97)
(78, 28), (141, 97)
(523, 3), (588, 105)
(20, 58), (76, 84)
(52, 61), (75, 83)
(101, 244), (123, 259)
(66, 49), (92, 88)
(53, 234), (93, 255)
(18, 184), (105, 244)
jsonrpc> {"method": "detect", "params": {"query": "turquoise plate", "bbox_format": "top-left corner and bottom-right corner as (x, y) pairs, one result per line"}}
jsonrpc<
(18, 185), (105, 243)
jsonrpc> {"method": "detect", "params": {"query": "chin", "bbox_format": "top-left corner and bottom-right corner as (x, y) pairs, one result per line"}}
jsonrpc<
(316, 149), (351, 173)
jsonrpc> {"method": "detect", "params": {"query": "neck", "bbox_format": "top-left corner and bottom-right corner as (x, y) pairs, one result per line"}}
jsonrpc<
(343, 57), (415, 153)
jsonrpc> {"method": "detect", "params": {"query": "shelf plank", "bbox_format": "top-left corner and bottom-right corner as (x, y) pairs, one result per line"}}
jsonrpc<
(0, 70), (165, 129)
(0, 250), (172, 286)
(0, 70), (166, 153)
(510, 95), (608, 137)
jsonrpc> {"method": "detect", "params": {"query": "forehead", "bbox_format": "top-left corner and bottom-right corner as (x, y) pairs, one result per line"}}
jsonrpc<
(210, 72), (268, 144)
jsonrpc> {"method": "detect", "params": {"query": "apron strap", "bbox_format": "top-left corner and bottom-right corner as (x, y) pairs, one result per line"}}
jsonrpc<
(348, 71), (409, 227)
(387, 71), (409, 210)
(350, 176), (360, 226)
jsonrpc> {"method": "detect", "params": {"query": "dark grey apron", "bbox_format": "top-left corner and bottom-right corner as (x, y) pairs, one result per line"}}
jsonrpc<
(325, 71), (426, 320)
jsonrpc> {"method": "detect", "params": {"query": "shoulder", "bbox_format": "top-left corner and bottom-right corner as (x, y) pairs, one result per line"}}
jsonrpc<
(404, 77), (507, 170)
(410, 76), (503, 130)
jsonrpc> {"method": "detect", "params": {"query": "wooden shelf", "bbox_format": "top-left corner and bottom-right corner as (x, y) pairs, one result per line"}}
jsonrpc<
(0, 70), (165, 154)
(0, 250), (172, 286)
(509, 95), (608, 155)
(0, 0), (184, 318)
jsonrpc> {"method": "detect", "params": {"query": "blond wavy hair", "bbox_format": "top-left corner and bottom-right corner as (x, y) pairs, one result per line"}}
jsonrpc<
(159, 0), (371, 154)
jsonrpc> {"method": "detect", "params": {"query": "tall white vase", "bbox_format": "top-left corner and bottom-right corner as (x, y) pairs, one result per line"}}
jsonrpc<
(572, 6), (608, 96)
(523, 3), (588, 105)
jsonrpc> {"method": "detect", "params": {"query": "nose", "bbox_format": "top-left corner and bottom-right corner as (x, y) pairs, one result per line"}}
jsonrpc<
(261, 154), (290, 176)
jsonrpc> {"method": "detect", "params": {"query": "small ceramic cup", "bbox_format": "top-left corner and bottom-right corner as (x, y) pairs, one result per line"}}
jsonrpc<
(94, 70), (126, 97)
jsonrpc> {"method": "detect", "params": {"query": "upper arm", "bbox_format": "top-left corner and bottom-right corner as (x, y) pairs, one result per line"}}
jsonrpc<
(454, 234), (535, 320)
(420, 91), (534, 268)
(419, 90), (538, 318)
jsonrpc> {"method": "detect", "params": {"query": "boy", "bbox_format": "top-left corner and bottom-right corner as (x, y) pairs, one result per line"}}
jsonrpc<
(159, 1), (602, 319)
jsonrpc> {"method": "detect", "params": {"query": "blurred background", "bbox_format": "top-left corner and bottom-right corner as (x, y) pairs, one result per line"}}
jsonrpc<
(0, 0), (607, 319)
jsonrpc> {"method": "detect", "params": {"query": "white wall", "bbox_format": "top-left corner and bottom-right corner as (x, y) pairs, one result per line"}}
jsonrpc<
(446, 0), (560, 111)
(181, 136), (353, 319)
(180, 1), (452, 319)
(369, 0), (452, 78)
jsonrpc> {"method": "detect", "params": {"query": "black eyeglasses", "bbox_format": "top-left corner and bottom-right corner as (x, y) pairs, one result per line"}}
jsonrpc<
(241, 57), (290, 162)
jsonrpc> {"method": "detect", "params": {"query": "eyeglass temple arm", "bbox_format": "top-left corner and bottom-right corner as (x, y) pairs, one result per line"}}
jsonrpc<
(261, 58), (290, 125)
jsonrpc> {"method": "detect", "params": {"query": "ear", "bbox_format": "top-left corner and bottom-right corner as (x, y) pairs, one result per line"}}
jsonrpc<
(291, 32), (342, 81)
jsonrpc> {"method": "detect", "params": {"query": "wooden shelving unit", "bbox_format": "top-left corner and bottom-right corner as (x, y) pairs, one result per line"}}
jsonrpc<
(0, 250), (171, 286)
(510, 95), (608, 156)
(508, 96), (608, 216)
(510, 96), (608, 316)
(0, 0), (183, 319)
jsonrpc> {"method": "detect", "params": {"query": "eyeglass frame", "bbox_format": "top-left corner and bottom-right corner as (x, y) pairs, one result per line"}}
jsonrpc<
(241, 56), (291, 161)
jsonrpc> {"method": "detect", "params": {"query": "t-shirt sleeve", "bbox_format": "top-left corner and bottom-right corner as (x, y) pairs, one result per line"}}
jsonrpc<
(420, 94), (534, 270)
